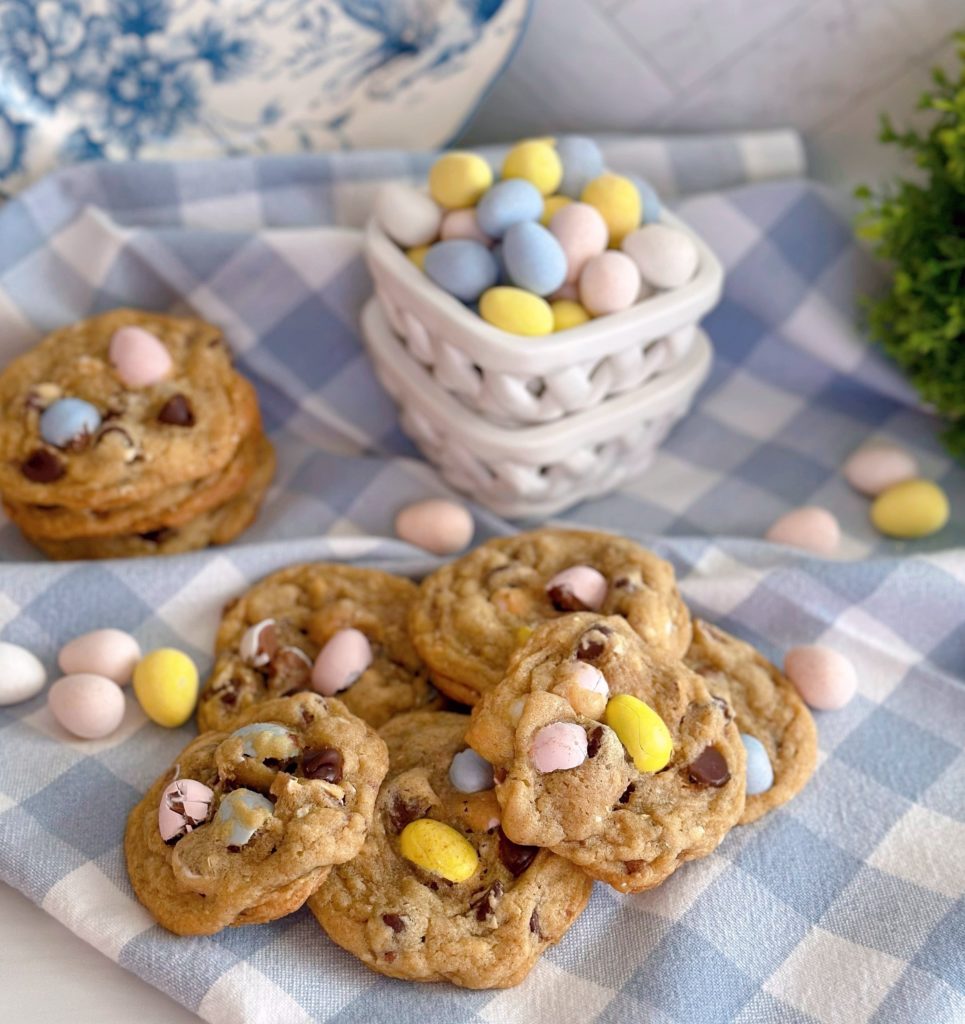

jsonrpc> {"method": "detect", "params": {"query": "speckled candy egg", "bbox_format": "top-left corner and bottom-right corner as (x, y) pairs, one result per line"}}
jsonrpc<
(158, 778), (214, 842)
(0, 641), (46, 706)
(556, 136), (605, 198)
(108, 326), (173, 388)
(784, 645), (857, 710)
(581, 173), (641, 246)
(622, 223), (698, 290)
(312, 628), (372, 696)
(502, 139), (563, 196)
(39, 398), (101, 450)
(48, 673), (125, 739)
(428, 152), (493, 209)
(766, 507), (840, 556)
(439, 208), (492, 247)
(475, 179), (543, 240)
(843, 444), (918, 497)
(374, 183), (442, 248)
(502, 221), (567, 296)
(579, 251), (641, 316)
(741, 734), (773, 795)
(423, 240), (498, 302)
(59, 628), (141, 686)
(479, 287), (554, 336)
(549, 202), (609, 284)
(395, 498), (474, 555)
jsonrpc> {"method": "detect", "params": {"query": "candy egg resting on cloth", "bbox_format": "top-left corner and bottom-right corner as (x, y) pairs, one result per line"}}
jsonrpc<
(309, 711), (593, 988)
(59, 628), (141, 685)
(124, 693), (388, 935)
(0, 641), (47, 706)
(466, 615), (746, 893)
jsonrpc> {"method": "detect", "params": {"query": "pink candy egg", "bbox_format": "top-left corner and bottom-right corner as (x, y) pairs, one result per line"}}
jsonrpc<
(158, 778), (214, 842)
(784, 645), (857, 710)
(843, 444), (918, 497)
(395, 498), (474, 555)
(108, 326), (173, 388)
(48, 673), (125, 739)
(579, 251), (641, 316)
(549, 202), (609, 283)
(440, 208), (492, 247)
(58, 628), (141, 686)
(545, 565), (608, 611)
(312, 628), (372, 696)
(571, 662), (609, 696)
(766, 507), (840, 556)
(531, 722), (588, 773)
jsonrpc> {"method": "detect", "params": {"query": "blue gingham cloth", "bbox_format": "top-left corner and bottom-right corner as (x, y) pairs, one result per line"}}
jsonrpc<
(0, 134), (962, 1024)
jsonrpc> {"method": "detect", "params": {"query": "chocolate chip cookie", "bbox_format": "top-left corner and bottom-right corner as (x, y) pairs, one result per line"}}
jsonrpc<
(309, 711), (593, 988)
(466, 614), (745, 893)
(409, 529), (692, 705)
(197, 564), (441, 733)
(684, 619), (817, 825)
(125, 693), (388, 936)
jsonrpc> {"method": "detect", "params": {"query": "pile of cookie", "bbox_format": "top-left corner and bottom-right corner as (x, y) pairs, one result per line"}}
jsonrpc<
(125, 529), (817, 989)
(0, 309), (274, 559)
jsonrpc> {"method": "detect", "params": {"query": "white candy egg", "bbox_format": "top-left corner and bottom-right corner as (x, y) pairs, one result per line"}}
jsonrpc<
(622, 224), (699, 290)
(48, 673), (126, 739)
(58, 628), (141, 686)
(395, 499), (474, 555)
(843, 444), (918, 497)
(375, 183), (442, 248)
(766, 507), (841, 556)
(0, 641), (47, 706)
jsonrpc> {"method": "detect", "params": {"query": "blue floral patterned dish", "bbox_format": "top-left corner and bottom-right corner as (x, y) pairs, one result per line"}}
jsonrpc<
(0, 0), (529, 192)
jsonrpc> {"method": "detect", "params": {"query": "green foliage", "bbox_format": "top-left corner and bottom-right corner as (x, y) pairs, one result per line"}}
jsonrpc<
(857, 33), (965, 457)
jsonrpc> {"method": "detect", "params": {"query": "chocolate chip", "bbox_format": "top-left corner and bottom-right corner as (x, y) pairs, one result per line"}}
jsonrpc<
(384, 951), (397, 962)
(498, 829), (538, 877)
(547, 582), (590, 612)
(576, 625), (612, 662)
(157, 394), (195, 426)
(263, 756), (298, 774)
(21, 448), (64, 483)
(618, 783), (635, 804)
(139, 527), (173, 544)
(586, 725), (604, 758)
(218, 680), (240, 707)
(303, 747), (343, 783)
(388, 796), (428, 833)
(227, 844), (241, 854)
(687, 747), (730, 788)
(529, 908), (542, 937)
(470, 880), (504, 922)
(382, 913), (405, 933)
(624, 859), (645, 874)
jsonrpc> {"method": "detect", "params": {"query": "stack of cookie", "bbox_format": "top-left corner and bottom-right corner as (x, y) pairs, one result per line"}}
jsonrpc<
(125, 530), (817, 990)
(0, 309), (274, 559)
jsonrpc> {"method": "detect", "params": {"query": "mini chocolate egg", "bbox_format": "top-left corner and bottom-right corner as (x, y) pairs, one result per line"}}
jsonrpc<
(622, 223), (698, 290)
(440, 208), (492, 246)
(230, 721), (300, 760)
(239, 619), (278, 667)
(549, 201), (609, 283)
(215, 788), (274, 847)
(843, 444), (918, 497)
(540, 195), (572, 226)
(629, 174), (662, 223)
(58, 628), (141, 686)
(479, 287), (554, 336)
(312, 628), (372, 696)
(0, 641), (46, 706)
(741, 734), (773, 795)
(766, 507), (840, 556)
(39, 398), (100, 450)
(395, 498), (474, 555)
(556, 136), (605, 198)
(502, 139), (563, 196)
(475, 179), (543, 239)
(560, 662), (609, 718)
(423, 240), (498, 302)
(551, 299), (591, 331)
(428, 151), (493, 209)
(784, 645), (857, 710)
(531, 722), (588, 772)
(133, 648), (199, 727)
(581, 173), (641, 246)
(449, 748), (494, 793)
(545, 565), (608, 611)
(579, 251), (641, 316)
(502, 221), (568, 296)
(158, 778), (214, 842)
(374, 183), (442, 248)
(108, 326), (173, 388)
(871, 479), (949, 538)
(48, 673), (125, 739)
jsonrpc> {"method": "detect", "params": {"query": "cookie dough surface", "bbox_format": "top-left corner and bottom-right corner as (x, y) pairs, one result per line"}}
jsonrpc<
(684, 619), (818, 824)
(310, 711), (593, 989)
(125, 693), (388, 935)
(467, 614), (745, 892)
(198, 564), (440, 732)
(409, 529), (692, 705)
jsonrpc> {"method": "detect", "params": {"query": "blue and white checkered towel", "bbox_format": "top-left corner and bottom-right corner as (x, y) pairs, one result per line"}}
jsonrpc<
(0, 133), (961, 1024)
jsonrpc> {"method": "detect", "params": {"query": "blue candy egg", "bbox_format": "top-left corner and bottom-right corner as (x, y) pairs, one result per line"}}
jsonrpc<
(423, 239), (499, 302)
(475, 179), (543, 239)
(556, 136), (605, 198)
(629, 174), (662, 223)
(215, 788), (275, 847)
(449, 748), (494, 793)
(491, 242), (511, 285)
(502, 221), (567, 296)
(741, 733), (774, 796)
(39, 398), (101, 450)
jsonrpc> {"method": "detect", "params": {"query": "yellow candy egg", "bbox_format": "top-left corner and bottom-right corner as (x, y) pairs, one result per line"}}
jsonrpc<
(479, 287), (554, 336)
(581, 173), (642, 246)
(604, 694), (673, 772)
(133, 648), (199, 727)
(540, 194), (572, 226)
(870, 479), (949, 538)
(428, 152), (493, 209)
(407, 244), (430, 271)
(400, 818), (479, 882)
(502, 140), (563, 196)
(551, 299), (591, 332)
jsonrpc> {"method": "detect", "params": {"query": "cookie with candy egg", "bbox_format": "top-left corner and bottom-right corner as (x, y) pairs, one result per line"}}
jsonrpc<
(408, 528), (692, 706)
(684, 619), (817, 824)
(465, 614), (745, 893)
(197, 563), (442, 733)
(124, 693), (388, 936)
(309, 711), (593, 989)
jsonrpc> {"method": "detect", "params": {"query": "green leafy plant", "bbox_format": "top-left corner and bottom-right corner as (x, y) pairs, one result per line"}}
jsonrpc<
(856, 32), (965, 457)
